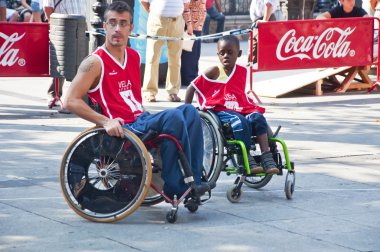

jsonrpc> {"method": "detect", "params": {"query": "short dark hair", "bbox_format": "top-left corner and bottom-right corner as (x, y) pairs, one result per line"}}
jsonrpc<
(104, 1), (134, 24)
(218, 35), (240, 50)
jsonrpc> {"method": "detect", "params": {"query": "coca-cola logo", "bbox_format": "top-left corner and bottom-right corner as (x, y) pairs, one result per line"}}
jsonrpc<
(276, 27), (356, 61)
(0, 32), (26, 67)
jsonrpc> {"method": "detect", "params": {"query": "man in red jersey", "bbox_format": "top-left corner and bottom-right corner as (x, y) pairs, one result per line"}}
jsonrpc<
(64, 1), (215, 199)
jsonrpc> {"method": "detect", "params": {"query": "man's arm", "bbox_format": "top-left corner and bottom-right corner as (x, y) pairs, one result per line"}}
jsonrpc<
(64, 55), (125, 137)
(140, 0), (149, 12)
(262, 2), (273, 21)
(316, 11), (331, 19)
(215, 0), (222, 12)
(44, 6), (53, 21)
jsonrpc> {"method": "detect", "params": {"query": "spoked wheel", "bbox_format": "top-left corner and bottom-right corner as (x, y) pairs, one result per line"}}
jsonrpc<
(243, 174), (272, 189)
(199, 111), (224, 184)
(226, 186), (243, 203)
(60, 127), (152, 223)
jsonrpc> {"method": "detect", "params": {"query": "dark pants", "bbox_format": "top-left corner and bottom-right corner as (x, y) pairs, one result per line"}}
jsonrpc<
(123, 104), (204, 196)
(203, 7), (225, 35)
(181, 30), (202, 86)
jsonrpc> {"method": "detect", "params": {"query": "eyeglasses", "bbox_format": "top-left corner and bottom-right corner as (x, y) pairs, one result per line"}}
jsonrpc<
(105, 19), (130, 28)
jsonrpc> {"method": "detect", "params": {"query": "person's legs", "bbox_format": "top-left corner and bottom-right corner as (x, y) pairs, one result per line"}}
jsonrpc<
(6, 8), (19, 22)
(142, 14), (165, 98)
(165, 16), (184, 98)
(180, 30), (202, 86)
(47, 77), (65, 106)
(202, 13), (211, 35)
(208, 7), (225, 33)
(245, 112), (279, 174)
(124, 105), (206, 197)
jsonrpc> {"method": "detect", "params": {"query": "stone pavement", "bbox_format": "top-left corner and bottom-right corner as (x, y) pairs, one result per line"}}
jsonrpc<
(0, 41), (380, 252)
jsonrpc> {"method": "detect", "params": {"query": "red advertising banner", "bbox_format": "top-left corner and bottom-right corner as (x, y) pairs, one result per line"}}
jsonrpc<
(0, 22), (49, 77)
(257, 18), (374, 71)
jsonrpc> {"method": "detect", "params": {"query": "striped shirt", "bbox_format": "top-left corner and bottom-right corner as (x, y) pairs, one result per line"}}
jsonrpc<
(141, 0), (190, 17)
(43, 0), (87, 17)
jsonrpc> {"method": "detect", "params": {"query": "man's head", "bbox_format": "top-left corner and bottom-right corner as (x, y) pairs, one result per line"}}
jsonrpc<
(103, 1), (134, 47)
(217, 35), (242, 70)
(339, 0), (355, 13)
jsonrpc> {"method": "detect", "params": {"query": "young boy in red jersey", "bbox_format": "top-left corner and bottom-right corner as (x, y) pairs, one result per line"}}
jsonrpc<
(185, 35), (279, 174)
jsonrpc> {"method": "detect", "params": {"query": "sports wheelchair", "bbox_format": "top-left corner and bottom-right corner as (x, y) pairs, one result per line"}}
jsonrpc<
(199, 110), (295, 202)
(60, 127), (210, 223)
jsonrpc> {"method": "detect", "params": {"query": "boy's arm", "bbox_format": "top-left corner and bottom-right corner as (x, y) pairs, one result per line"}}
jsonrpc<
(185, 85), (196, 104)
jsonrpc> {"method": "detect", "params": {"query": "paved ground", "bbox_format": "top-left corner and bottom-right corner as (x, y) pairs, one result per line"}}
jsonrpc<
(0, 41), (380, 251)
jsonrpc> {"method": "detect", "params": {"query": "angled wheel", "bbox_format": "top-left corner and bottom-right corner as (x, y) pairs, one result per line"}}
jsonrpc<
(285, 180), (294, 200)
(199, 111), (224, 184)
(60, 127), (152, 223)
(226, 186), (243, 203)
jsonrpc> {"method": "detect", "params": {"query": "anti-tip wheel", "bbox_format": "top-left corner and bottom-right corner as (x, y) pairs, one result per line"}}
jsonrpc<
(185, 200), (199, 213)
(226, 186), (243, 203)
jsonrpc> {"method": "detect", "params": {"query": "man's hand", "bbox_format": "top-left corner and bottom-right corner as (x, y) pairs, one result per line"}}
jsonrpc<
(103, 118), (125, 138)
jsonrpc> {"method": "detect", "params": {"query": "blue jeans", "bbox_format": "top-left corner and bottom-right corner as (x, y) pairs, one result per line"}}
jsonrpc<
(202, 7), (225, 35)
(123, 104), (204, 196)
(217, 110), (268, 150)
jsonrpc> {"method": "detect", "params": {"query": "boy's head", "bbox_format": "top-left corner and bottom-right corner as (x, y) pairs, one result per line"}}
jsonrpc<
(339, 0), (355, 13)
(217, 35), (242, 70)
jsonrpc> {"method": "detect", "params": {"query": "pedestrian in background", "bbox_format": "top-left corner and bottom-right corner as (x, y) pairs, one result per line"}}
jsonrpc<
(249, 0), (279, 64)
(0, 0), (6, 21)
(43, 0), (87, 109)
(181, 0), (206, 87)
(141, 0), (190, 102)
(202, 0), (225, 39)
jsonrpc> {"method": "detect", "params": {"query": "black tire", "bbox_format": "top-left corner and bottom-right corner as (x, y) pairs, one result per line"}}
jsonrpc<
(199, 111), (224, 184)
(60, 127), (152, 223)
(244, 174), (273, 189)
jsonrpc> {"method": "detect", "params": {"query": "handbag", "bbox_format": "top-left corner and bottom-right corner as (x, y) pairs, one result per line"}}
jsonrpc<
(182, 32), (196, 52)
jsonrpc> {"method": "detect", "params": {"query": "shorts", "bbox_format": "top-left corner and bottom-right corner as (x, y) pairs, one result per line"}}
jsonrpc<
(30, 1), (41, 12)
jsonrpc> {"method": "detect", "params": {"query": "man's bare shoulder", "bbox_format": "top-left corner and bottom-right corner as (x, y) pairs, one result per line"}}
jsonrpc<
(78, 55), (101, 74)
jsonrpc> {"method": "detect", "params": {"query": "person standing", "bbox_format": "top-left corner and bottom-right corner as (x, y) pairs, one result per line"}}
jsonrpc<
(43, 0), (87, 108)
(249, 0), (279, 64)
(202, 0), (225, 37)
(181, 0), (206, 86)
(140, 0), (190, 102)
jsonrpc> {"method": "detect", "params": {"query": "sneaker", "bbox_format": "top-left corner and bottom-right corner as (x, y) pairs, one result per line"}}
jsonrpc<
(261, 151), (279, 174)
(192, 181), (216, 197)
(248, 155), (264, 174)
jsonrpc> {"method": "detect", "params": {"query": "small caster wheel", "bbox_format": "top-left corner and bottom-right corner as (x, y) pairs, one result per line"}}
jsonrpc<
(166, 211), (177, 223)
(226, 186), (243, 203)
(285, 180), (294, 200)
(186, 202), (199, 213)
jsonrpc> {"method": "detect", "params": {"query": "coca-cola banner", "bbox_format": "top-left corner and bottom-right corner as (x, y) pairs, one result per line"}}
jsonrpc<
(0, 23), (49, 77)
(258, 18), (374, 70)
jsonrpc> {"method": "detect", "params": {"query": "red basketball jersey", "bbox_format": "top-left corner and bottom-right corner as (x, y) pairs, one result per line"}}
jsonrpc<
(88, 47), (143, 123)
(191, 64), (265, 115)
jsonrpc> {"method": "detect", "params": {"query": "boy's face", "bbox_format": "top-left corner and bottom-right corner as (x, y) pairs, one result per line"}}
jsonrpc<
(217, 40), (242, 70)
(340, 0), (355, 12)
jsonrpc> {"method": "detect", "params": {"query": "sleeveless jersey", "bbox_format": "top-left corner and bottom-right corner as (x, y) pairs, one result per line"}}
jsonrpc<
(191, 64), (265, 115)
(88, 47), (143, 123)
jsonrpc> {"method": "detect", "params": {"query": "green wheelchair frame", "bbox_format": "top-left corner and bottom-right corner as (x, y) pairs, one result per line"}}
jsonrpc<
(199, 110), (295, 202)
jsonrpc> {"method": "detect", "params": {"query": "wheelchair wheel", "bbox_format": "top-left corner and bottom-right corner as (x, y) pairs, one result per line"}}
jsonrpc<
(199, 111), (224, 184)
(60, 127), (152, 223)
(142, 146), (164, 206)
(243, 175), (272, 189)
